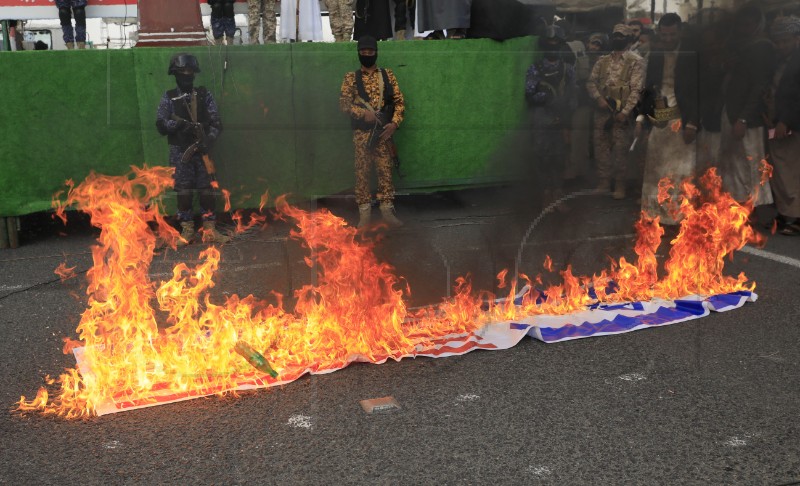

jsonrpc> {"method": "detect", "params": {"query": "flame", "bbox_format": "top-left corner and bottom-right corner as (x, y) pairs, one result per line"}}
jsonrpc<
(759, 159), (773, 186)
(671, 120), (682, 132)
(55, 262), (77, 282)
(17, 166), (763, 418)
(543, 255), (553, 272)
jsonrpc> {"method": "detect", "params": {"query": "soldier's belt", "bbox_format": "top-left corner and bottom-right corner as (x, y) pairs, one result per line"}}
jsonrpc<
(647, 106), (681, 128)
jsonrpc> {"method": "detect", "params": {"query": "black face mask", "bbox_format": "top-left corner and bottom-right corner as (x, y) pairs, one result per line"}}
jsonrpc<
(542, 44), (561, 61)
(175, 73), (195, 92)
(359, 54), (377, 68)
(611, 38), (628, 51)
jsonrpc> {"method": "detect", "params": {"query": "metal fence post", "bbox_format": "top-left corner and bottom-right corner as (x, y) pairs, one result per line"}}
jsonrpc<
(6, 217), (19, 249)
(0, 217), (8, 249)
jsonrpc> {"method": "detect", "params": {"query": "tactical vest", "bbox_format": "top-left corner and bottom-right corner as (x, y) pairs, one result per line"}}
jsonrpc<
(166, 87), (212, 148)
(535, 60), (567, 99)
(351, 69), (395, 130)
(596, 53), (637, 104)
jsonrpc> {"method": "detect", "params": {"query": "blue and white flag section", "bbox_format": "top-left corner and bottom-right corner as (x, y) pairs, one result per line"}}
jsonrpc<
(516, 291), (757, 343)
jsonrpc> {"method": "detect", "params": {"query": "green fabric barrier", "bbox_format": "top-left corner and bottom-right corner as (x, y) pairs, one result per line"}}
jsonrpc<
(0, 49), (143, 216)
(0, 38), (537, 217)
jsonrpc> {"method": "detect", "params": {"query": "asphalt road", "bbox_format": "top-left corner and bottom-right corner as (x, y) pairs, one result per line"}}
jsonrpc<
(1, 187), (798, 485)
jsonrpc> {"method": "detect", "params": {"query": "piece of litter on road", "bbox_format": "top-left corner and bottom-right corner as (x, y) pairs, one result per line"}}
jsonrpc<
(360, 396), (401, 414)
(456, 393), (480, 402)
(724, 437), (747, 447)
(287, 414), (313, 429)
(618, 373), (647, 382)
(527, 465), (552, 476)
(102, 440), (121, 449)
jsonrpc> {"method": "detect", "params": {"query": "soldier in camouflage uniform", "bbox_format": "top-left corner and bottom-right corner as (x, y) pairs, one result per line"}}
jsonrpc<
(586, 24), (645, 199)
(248, 0), (279, 44)
(325, 0), (355, 42)
(209, 0), (236, 43)
(55, 0), (88, 49)
(339, 36), (406, 229)
(156, 53), (230, 246)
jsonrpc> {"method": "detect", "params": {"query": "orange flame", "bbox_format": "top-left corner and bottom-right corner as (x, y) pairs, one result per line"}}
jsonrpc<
(759, 159), (773, 186)
(671, 120), (682, 132)
(17, 166), (763, 418)
(55, 262), (77, 282)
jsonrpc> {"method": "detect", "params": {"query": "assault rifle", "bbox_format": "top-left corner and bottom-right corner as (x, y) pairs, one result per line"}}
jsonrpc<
(170, 93), (220, 189)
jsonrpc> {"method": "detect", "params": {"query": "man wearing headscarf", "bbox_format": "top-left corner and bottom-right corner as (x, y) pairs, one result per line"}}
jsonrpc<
(637, 13), (699, 225)
(706, 3), (776, 206)
(586, 24), (646, 199)
(767, 16), (800, 234)
(339, 36), (406, 229)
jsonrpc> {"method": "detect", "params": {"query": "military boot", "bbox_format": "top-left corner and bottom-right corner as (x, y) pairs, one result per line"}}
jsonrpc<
(394, 29), (406, 40)
(65, 42), (75, 50)
(202, 221), (231, 244)
(379, 201), (404, 227)
(357, 203), (372, 230)
(594, 178), (611, 194)
(177, 221), (195, 247)
(612, 178), (626, 200)
(77, 41), (86, 49)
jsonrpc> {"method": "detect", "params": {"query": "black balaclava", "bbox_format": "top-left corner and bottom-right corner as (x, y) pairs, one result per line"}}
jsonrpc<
(542, 42), (561, 61)
(175, 73), (195, 93)
(359, 53), (378, 68)
(610, 35), (628, 51)
(357, 35), (378, 68)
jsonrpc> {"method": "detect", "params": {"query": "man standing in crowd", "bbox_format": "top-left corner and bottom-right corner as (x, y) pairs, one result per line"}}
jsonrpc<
(209, 0), (236, 43)
(627, 19), (642, 43)
(326, 0), (355, 42)
(525, 26), (578, 205)
(393, 0), (416, 40)
(280, 0), (324, 42)
(586, 24), (645, 199)
(248, 0), (279, 44)
(354, 0), (393, 41)
(55, 0), (87, 49)
(156, 53), (230, 246)
(637, 13), (699, 225)
(339, 36), (405, 229)
(768, 16), (800, 235)
(705, 3), (775, 206)
(417, 0), (470, 39)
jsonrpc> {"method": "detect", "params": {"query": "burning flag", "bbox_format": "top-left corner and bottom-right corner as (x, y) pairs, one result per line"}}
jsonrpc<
(16, 166), (761, 418)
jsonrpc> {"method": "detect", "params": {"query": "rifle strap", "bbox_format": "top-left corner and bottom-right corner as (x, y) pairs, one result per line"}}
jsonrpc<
(190, 90), (198, 124)
(354, 68), (393, 112)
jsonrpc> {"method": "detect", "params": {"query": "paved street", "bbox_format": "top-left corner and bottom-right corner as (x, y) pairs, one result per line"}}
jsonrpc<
(1, 186), (799, 485)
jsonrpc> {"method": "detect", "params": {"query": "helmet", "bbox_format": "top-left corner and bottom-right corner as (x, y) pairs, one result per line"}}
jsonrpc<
(168, 53), (201, 75)
(538, 25), (566, 50)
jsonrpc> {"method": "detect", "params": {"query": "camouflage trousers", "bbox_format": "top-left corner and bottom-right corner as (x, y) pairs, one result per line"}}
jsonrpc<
(248, 0), (279, 44)
(325, 0), (355, 42)
(211, 16), (236, 40)
(169, 146), (218, 222)
(593, 110), (632, 181)
(353, 130), (395, 205)
(55, 0), (87, 43)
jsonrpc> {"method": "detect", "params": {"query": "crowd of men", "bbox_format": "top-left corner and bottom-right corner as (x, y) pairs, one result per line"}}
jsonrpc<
(526, 5), (800, 235)
(216, 0), (470, 43)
